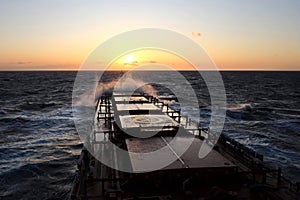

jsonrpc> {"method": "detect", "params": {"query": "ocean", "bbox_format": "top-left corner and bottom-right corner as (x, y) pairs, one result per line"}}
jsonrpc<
(0, 71), (299, 199)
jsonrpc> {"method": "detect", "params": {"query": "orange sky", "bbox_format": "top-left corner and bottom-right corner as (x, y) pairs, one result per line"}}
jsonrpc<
(0, 1), (299, 71)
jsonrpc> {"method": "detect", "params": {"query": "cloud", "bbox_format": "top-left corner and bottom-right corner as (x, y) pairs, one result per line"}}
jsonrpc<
(124, 60), (139, 66)
(192, 32), (202, 37)
(148, 60), (157, 63)
(16, 61), (32, 65)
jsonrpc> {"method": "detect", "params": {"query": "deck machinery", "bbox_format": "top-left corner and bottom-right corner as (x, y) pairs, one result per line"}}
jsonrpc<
(72, 93), (299, 200)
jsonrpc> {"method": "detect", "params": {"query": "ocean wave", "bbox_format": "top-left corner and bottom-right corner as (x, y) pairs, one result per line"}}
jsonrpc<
(0, 109), (7, 116)
(18, 102), (58, 111)
(0, 160), (76, 200)
(227, 103), (254, 111)
(0, 116), (31, 123)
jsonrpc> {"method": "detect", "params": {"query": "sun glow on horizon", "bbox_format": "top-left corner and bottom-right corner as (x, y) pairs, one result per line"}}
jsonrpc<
(107, 49), (195, 71)
(123, 55), (136, 64)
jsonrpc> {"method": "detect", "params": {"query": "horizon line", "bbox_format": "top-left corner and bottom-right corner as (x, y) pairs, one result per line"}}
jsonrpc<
(0, 69), (300, 72)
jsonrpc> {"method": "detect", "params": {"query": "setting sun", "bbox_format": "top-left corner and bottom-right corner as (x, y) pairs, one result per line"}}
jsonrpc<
(107, 49), (195, 71)
(123, 55), (136, 64)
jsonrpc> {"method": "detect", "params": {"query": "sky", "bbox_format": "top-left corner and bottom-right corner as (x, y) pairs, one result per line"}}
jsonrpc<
(0, 0), (300, 71)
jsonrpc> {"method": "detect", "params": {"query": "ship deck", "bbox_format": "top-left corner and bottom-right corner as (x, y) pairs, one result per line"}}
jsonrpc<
(126, 136), (236, 173)
(71, 93), (299, 200)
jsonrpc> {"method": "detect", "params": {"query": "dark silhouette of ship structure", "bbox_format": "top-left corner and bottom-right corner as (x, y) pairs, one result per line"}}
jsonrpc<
(71, 92), (299, 199)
